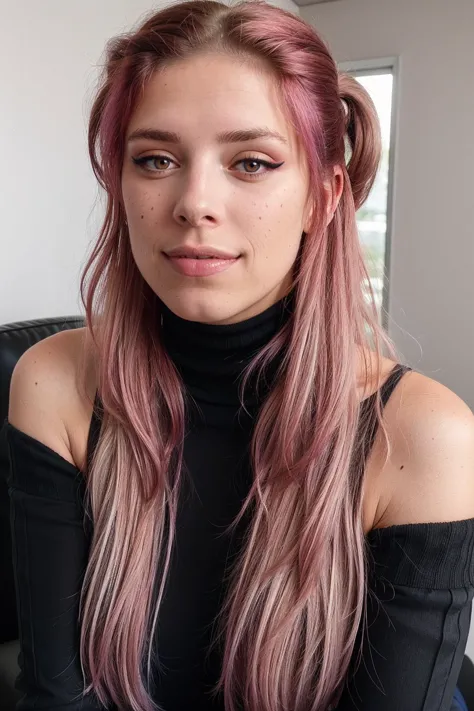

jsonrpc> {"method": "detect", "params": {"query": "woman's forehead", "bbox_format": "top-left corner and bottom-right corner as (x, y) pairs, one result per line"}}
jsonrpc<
(126, 54), (298, 150)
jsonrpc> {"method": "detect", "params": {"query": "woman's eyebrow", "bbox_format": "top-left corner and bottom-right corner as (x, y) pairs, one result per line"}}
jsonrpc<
(127, 127), (288, 145)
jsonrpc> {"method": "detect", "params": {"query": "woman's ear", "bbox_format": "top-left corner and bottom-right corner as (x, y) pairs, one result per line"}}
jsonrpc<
(324, 165), (344, 227)
(302, 165), (344, 233)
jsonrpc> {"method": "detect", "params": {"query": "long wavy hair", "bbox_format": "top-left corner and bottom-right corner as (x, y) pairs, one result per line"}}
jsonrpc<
(78, 1), (400, 709)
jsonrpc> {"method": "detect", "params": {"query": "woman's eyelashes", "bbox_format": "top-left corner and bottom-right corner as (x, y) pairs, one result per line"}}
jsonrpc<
(131, 154), (284, 180)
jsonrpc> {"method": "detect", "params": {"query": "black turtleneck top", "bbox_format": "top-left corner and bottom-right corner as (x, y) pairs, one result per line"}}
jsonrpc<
(3, 296), (474, 711)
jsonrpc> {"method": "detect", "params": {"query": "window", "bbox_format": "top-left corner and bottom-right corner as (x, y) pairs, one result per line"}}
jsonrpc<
(339, 58), (398, 329)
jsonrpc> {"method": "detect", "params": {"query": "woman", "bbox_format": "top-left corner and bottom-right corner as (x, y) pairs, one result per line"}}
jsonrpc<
(5, 1), (474, 709)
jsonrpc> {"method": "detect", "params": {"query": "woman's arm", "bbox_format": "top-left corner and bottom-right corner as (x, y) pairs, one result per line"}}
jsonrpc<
(336, 519), (474, 711)
(6, 334), (105, 709)
(338, 372), (474, 711)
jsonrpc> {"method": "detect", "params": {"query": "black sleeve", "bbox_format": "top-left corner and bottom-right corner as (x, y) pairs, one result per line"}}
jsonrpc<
(4, 421), (105, 710)
(336, 519), (474, 711)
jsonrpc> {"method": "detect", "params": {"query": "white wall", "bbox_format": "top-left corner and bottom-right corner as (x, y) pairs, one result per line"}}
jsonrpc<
(0, 0), (298, 327)
(301, 0), (474, 410)
(301, 0), (474, 659)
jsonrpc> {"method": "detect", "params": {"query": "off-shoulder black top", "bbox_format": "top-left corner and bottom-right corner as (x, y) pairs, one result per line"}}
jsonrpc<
(3, 295), (474, 710)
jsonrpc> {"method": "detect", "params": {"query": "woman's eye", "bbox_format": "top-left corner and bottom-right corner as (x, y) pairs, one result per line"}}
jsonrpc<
(132, 155), (175, 172)
(132, 154), (284, 179)
(233, 157), (284, 178)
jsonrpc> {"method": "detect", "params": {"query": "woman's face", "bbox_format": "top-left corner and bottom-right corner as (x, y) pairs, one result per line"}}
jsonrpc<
(121, 52), (313, 325)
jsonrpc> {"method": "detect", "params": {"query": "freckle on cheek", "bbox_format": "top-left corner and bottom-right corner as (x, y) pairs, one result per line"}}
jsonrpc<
(141, 215), (144, 219)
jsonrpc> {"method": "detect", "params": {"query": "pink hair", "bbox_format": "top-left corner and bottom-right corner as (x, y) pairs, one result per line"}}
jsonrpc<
(78, 1), (399, 709)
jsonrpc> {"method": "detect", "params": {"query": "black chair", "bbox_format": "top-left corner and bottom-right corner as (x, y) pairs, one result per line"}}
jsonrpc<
(0, 316), (83, 708)
(0, 316), (473, 709)
(459, 655), (474, 710)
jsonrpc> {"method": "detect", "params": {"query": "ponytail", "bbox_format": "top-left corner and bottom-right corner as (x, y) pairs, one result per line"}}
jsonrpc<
(338, 72), (382, 210)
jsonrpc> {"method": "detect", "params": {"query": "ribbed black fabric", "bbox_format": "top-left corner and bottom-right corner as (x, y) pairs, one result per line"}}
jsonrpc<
(366, 518), (474, 590)
(3, 293), (474, 711)
(157, 292), (292, 427)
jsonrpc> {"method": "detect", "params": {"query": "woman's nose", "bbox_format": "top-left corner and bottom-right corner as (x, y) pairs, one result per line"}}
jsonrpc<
(172, 169), (225, 228)
(174, 210), (217, 227)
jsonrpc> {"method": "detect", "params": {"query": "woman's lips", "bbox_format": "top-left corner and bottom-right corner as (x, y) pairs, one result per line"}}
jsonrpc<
(164, 254), (241, 277)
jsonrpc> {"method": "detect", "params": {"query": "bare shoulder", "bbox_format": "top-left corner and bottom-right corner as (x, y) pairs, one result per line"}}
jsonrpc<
(372, 369), (474, 529)
(8, 326), (97, 469)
